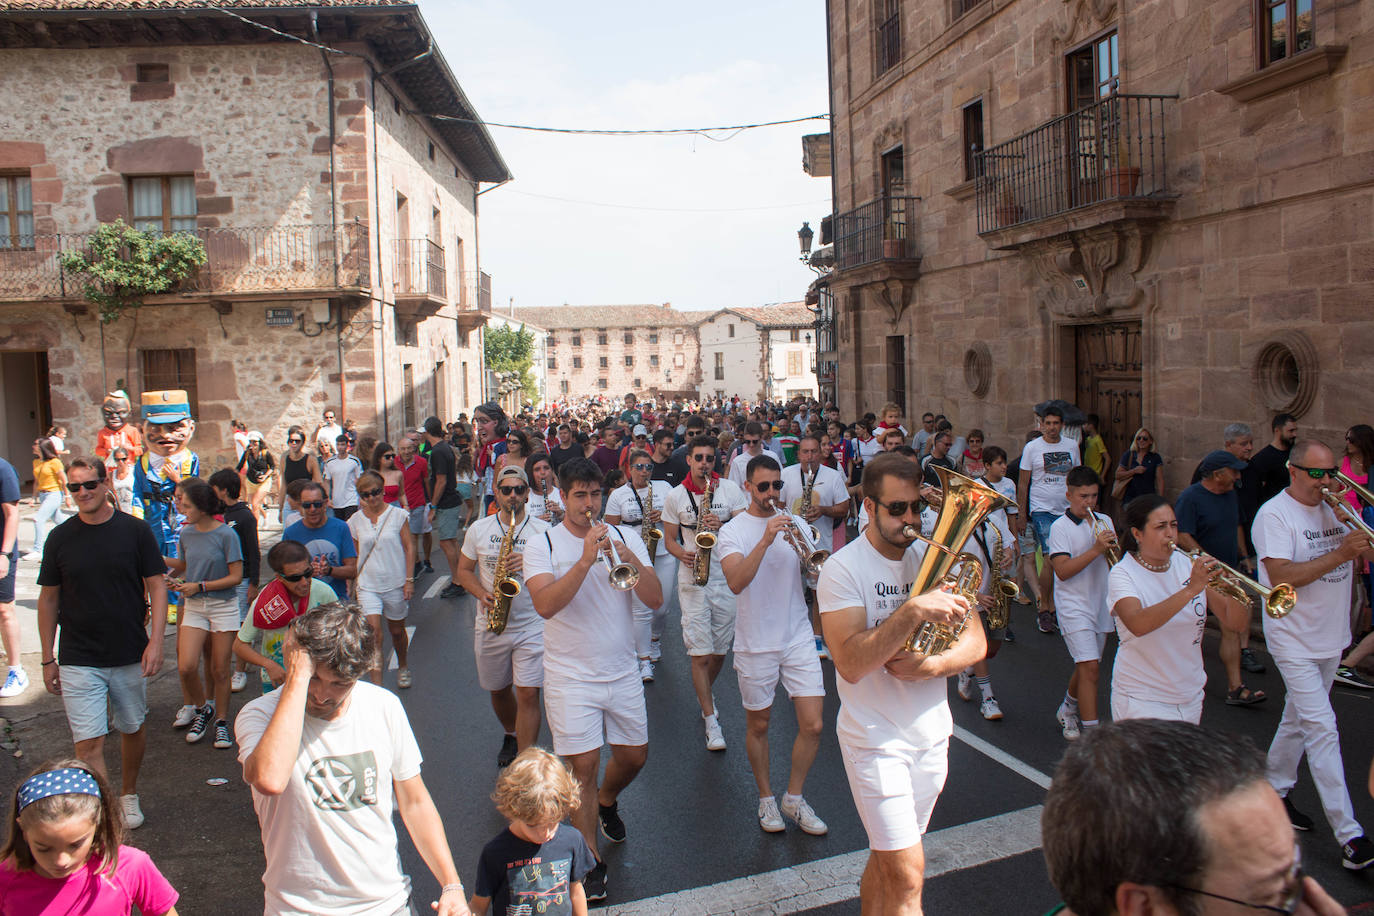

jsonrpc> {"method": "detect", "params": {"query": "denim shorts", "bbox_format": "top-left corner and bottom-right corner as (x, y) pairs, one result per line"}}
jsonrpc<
(1030, 510), (1059, 552)
(60, 663), (147, 742)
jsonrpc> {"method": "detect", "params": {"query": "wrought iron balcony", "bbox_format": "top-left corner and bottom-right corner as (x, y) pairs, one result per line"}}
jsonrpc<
(394, 238), (446, 301)
(974, 94), (1175, 235)
(832, 196), (918, 271)
(460, 269), (491, 314)
(0, 223), (370, 302)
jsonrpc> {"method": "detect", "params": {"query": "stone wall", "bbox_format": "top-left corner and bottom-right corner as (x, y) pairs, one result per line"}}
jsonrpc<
(698, 313), (767, 401)
(545, 326), (701, 400)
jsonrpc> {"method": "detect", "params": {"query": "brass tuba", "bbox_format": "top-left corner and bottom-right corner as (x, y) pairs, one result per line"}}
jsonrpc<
(900, 465), (1016, 655)
(692, 477), (716, 586)
(486, 515), (522, 634)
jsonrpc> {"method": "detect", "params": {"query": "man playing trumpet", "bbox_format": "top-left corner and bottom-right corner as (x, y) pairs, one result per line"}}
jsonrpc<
(718, 454), (829, 836)
(605, 449), (677, 682)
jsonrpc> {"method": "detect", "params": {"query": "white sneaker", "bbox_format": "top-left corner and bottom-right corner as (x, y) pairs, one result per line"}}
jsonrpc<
(1056, 704), (1081, 740)
(230, 671), (247, 693)
(956, 670), (975, 701)
(120, 794), (145, 830)
(780, 795), (828, 836)
(980, 696), (1004, 720)
(0, 668), (29, 698)
(649, 640), (662, 662)
(172, 704), (196, 728)
(703, 714), (726, 751)
(758, 796), (785, 833)
(639, 658), (654, 683)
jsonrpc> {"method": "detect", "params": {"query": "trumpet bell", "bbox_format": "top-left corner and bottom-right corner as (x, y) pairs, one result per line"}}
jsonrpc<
(1265, 583), (1297, 619)
(609, 564), (640, 590)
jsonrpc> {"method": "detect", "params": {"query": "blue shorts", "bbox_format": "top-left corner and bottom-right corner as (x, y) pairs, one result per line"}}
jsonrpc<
(60, 663), (147, 742)
(1030, 511), (1059, 552)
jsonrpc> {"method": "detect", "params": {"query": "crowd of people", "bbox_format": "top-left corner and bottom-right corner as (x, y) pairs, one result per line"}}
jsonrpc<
(0, 389), (1371, 915)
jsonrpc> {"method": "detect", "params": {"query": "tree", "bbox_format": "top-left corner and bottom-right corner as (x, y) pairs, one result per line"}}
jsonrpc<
(484, 323), (537, 398)
(58, 219), (207, 324)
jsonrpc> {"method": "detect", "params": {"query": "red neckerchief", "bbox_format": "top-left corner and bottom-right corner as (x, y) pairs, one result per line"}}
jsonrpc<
(476, 437), (497, 475)
(683, 471), (719, 495)
(251, 579), (309, 629)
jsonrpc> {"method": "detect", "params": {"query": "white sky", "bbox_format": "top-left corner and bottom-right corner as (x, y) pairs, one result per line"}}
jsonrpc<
(418, 0), (831, 313)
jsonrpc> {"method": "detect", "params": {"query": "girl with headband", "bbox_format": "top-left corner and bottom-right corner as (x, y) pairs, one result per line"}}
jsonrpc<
(0, 758), (179, 914)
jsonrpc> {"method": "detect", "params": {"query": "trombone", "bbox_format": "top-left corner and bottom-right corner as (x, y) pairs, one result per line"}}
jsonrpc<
(771, 501), (829, 581)
(583, 509), (640, 591)
(1169, 544), (1296, 619)
(1321, 476), (1374, 552)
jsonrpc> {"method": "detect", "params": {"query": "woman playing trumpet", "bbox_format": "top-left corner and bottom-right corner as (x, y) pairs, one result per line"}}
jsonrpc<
(1106, 494), (1251, 724)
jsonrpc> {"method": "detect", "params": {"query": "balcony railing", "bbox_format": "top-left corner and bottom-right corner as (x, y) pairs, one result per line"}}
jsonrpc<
(0, 223), (370, 301)
(460, 269), (491, 313)
(832, 196), (918, 271)
(394, 238), (446, 300)
(975, 93), (1174, 234)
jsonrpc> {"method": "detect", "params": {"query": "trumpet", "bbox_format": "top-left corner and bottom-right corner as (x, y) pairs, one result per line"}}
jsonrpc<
(1170, 544), (1296, 619)
(772, 501), (829, 581)
(1091, 514), (1121, 566)
(1321, 483), (1374, 552)
(584, 509), (639, 590)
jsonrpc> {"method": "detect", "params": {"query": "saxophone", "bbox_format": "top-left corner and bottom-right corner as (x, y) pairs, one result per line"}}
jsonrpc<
(486, 516), (522, 635)
(644, 483), (662, 562)
(692, 476), (716, 586)
(791, 467), (816, 516)
(984, 523), (1022, 631)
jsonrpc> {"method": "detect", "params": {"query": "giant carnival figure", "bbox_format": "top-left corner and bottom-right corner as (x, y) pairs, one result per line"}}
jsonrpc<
(133, 390), (199, 569)
(93, 390), (144, 467)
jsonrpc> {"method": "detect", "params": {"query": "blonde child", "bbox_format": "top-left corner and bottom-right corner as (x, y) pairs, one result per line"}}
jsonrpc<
(0, 758), (179, 914)
(470, 748), (596, 913)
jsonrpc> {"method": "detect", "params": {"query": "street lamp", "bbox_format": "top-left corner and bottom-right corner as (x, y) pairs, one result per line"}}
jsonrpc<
(798, 221), (814, 262)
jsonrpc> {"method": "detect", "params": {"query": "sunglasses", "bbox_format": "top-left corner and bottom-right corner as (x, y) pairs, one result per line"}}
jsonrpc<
(379, 452), (395, 459)
(66, 479), (103, 492)
(301, 500), (326, 509)
(358, 488), (383, 499)
(498, 485), (529, 496)
(691, 454), (715, 462)
(754, 480), (784, 491)
(630, 463), (653, 471)
(280, 569), (314, 583)
(288, 438), (304, 444)
(1289, 463), (1339, 480)
(875, 498), (920, 518)
(744, 438), (760, 445)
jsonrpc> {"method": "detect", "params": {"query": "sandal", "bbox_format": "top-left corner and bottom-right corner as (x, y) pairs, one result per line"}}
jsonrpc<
(1226, 685), (1267, 706)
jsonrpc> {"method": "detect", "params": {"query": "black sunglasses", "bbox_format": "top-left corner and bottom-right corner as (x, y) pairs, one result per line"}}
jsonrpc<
(288, 438), (304, 444)
(499, 485), (529, 496)
(301, 500), (326, 509)
(358, 488), (383, 499)
(1289, 463), (1338, 480)
(66, 479), (103, 492)
(380, 453), (395, 460)
(280, 569), (314, 583)
(754, 480), (784, 491)
(691, 453), (715, 462)
(875, 498), (920, 518)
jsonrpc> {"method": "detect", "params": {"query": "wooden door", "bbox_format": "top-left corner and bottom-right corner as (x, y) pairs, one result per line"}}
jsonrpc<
(1074, 321), (1141, 467)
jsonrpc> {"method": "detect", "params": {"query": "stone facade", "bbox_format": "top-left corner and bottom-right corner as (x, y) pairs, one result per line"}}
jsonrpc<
(822, 0), (1374, 491)
(0, 4), (506, 469)
(697, 304), (818, 402)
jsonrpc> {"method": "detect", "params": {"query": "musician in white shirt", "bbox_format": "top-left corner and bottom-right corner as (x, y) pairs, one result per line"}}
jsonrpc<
(782, 435), (852, 656)
(605, 450), (677, 681)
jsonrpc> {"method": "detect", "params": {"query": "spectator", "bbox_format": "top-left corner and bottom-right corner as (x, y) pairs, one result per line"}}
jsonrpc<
(958, 429), (987, 477)
(109, 447), (136, 514)
(323, 434), (363, 522)
(1112, 426), (1164, 505)
(0, 457), (22, 698)
(236, 432), (275, 525)
(1080, 414), (1111, 482)
(30, 438), (71, 553)
(1243, 413), (1298, 515)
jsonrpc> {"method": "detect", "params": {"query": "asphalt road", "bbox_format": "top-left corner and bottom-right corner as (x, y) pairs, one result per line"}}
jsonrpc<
(2, 524), (1373, 914)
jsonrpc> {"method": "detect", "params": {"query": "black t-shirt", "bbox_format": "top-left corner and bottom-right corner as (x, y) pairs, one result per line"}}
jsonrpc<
(474, 825), (595, 916)
(923, 455), (955, 488)
(1246, 445), (1291, 513)
(427, 440), (462, 509)
(37, 511), (165, 667)
(220, 501), (261, 586)
(548, 444), (581, 472)
(237, 450), (275, 484)
(651, 453), (688, 488)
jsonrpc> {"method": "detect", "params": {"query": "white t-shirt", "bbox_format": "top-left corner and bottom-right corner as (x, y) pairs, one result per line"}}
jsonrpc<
(236, 682), (422, 916)
(315, 423), (344, 449)
(983, 475), (1018, 517)
(661, 478), (749, 583)
(348, 504), (409, 592)
(324, 456), (363, 509)
(717, 510), (814, 653)
(523, 522), (650, 684)
(234, 430), (250, 462)
(1107, 552), (1207, 704)
(604, 480), (674, 530)
(460, 511), (550, 635)
(527, 484), (564, 523)
(726, 450), (771, 489)
(816, 535), (949, 750)
(781, 463), (850, 546)
(1253, 490), (1353, 658)
(1020, 436), (1081, 515)
(856, 436), (882, 462)
(1046, 511), (1114, 633)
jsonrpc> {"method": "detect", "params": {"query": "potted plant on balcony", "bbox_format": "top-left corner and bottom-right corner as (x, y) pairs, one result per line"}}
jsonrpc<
(994, 184), (1022, 228)
(882, 216), (907, 259)
(1104, 112), (1141, 198)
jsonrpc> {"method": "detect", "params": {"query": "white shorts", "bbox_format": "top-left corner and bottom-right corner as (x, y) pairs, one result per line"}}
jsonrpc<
(544, 671), (647, 756)
(474, 625), (545, 692)
(678, 578), (735, 656)
(179, 594), (241, 632)
(408, 505), (432, 535)
(1060, 626), (1108, 664)
(841, 738), (949, 852)
(358, 586), (409, 622)
(1110, 690), (1203, 724)
(734, 640), (825, 711)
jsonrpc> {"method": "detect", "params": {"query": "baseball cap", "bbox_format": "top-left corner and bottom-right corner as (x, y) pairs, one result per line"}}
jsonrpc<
(497, 466), (528, 485)
(633, 424), (648, 437)
(1198, 449), (1247, 475)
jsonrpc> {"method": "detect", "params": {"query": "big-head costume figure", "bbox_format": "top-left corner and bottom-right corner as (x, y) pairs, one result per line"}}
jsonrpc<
(94, 389), (144, 466)
(132, 389), (199, 555)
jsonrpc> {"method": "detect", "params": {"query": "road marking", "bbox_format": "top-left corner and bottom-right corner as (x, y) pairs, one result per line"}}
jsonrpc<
(604, 804), (1044, 915)
(424, 578), (447, 599)
(388, 627), (417, 671)
(953, 725), (1054, 790)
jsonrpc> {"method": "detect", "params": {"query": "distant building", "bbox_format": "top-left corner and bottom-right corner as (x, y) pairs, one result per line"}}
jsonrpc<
(0, 0), (507, 466)
(696, 303), (817, 402)
(483, 309), (548, 412)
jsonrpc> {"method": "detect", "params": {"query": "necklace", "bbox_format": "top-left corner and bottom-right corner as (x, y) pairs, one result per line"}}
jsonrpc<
(1134, 551), (1170, 573)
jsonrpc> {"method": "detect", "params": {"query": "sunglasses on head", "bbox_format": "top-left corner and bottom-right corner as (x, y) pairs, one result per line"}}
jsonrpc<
(754, 479), (784, 491)
(1289, 463), (1339, 480)
(280, 569), (314, 582)
(301, 500), (326, 509)
(66, 479), (102, 492)
(499, 484), (529, 496)
(358, 488), (383, 499)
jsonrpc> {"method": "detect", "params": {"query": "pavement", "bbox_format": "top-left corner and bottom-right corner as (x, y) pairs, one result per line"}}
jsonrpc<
(1, 507), (1373, 914)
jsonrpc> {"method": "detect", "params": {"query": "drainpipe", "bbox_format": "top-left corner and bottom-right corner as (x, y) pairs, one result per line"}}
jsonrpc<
(311, 12), (339, 288)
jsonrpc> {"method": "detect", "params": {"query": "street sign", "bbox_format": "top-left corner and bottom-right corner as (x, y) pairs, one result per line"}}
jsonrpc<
(265, 307), (295, 327)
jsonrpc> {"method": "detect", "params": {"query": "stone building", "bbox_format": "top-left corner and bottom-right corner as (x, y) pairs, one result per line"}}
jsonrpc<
(0, 0), (507, 467)
(516, 304), (708, 404)
(696, 303), (819, 402)
(816, 0), (1372, 488)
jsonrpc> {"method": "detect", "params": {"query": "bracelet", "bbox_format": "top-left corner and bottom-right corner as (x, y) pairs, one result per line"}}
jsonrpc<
(406, 577), (415, 582)
(41, 659), (56, 666)
(440, 883), (464, 895)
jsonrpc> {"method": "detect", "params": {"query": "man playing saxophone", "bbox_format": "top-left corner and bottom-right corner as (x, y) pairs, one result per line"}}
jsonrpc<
(456, 465), (551, 769)
(816, 453), (981, 916)
(782, 435), (852, 659)
(605, 448), (677, 682)
(662, 435), (749, 752)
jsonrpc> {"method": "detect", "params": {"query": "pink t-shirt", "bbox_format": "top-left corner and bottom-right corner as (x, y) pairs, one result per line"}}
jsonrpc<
(0, 845), (178, 916)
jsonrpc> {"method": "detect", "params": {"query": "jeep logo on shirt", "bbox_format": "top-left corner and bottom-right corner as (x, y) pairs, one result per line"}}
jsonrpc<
(305, 751), (379, 810)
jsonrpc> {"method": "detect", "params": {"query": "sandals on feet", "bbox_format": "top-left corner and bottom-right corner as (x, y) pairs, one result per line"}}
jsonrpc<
(1226, 685), (1267, 706)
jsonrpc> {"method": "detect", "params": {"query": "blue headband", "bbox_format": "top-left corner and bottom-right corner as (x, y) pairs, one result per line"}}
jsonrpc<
(17, 768), (101, 811)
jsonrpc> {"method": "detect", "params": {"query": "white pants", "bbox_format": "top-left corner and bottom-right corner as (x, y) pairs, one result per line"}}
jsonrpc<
(634, 554), (678, 657)
(1266, 653), (1363, 844)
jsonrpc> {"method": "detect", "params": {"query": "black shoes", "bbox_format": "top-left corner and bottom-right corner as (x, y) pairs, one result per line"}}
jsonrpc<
(598, 801), (626, 844)
(1342, 835), (1374, 870)
(497, 734), (518, 768)
(1240, 647), (1267, 673)
(1283, 796), (1314, 832)
(439, 582), (465, 599)
(583, 860), (608, 902)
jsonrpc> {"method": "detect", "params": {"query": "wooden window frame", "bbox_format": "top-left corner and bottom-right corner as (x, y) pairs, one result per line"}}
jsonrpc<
(128, 174), (196, 233)
(572, 356), (583, 369)
(876, 0), (901, 76)
(597, 332), (608, 346)
(0, 171), (35, 250)
(1066, 29), (1119, 112)
(599, 356), (609, 369)
(571, 334), (582, 347)
(1257, 0), (1315, 67)
(139, 348), (199, 417)
(624, 355), (634, 367)
(962, 99), (985, 180)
